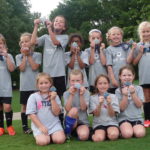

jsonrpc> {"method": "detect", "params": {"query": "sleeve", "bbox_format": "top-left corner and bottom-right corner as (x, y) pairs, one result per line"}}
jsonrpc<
(115, 88), (122, 103)
(59, 35), (69, 49)
(26, 94), (37, 115)
(64, 52), (71, 65)
(89, 95), (98, 113)
(15, 55), (22, 67)
(136, 86), (144, 102)
(9, 54), (16, 67)
(63, 91), (69, 106)
(111, 94), (120, 113)
(37, 35), (46, 47)
(106, 48), (113, 66)
(81, 51), (89, 65)
(35, 52), (42, 65)
(55, 95), (63, 110)
(84, 90), (90, 106)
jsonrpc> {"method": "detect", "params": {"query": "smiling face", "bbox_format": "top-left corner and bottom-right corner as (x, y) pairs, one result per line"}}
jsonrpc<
(89, 31), (102, 43)
(69, 74), (83, 87)
(37, 77), (52, 94)
(53, 16), (66, 33)
(96, 76), (109, 95)
(109, 28), (123, 45)
(140, 26), (150, 42)
(119, 69), (134, 85)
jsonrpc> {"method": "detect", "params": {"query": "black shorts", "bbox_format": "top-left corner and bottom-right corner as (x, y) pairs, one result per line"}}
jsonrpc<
(119, 120), (143, 127)
(0, 97), (12, 104)
(93, 125), (118, 132)
(53, 76), (66, 98)
(20, 91), (35, 105)
(108, 88), (117, 94)
(141, 84), (150, 88)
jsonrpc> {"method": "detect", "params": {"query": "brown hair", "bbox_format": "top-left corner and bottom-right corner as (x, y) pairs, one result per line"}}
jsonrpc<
(94, 74), (110, 94)
(0, 33), (7, 48)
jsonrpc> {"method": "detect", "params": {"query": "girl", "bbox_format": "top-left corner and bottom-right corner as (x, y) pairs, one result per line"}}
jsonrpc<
(26, 73), (66, 146)
(0, 33), (16, 136)
(89, 75), (120, 142)
(106, 26), (135, 94)
(63, 70), (90, 141)
(65, 33), (89, 88)
(85, 29), (107, 93)
(115, 65), (145, 139)
(133, 21), (150, 127)
(16, 33), (42, 134)
(31, 15), (68, 99)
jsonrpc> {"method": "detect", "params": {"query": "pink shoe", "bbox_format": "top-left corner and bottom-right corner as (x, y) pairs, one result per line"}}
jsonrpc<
(7, 126), (16, 136)
(144, 120), (150, 128)
(0, 128), (5, 136)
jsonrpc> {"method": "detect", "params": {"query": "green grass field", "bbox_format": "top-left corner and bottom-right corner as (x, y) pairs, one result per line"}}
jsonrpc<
(6, 88), (150, 150)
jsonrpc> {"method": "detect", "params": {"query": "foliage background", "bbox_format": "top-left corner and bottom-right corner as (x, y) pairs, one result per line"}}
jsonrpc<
(0, 0), (150, 88)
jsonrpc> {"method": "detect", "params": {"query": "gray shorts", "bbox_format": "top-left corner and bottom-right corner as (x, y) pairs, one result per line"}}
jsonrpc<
(32, 123), (63, 137)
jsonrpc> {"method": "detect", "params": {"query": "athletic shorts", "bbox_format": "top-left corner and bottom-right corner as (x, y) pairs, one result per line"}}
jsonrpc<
(93, 125), (118, 132)
(0, 97), (12, 104)
(119, 120), (143, 127)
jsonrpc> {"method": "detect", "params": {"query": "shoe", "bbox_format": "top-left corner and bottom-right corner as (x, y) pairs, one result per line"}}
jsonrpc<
(7, 126), (16, 136)
(144, 120), (150, 128)
(0, 128), (5, 136)
(23, 127), (32, 134)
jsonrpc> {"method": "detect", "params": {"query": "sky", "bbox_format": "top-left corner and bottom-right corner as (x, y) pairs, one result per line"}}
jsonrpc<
(29, 0), (62, 17)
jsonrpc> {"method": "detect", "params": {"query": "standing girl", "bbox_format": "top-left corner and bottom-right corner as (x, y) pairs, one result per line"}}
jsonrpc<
(26, 73), (66, 146)
(106, 26), (134, 94)
(85, 29), (107, 93)
(133, 21), (150, 127)
(16, 33), (42, 134)
(89, 75), (119, 142)
(63, 70), (90, 140)
(115, 65), (145, 139)
(65, 33), (89, 88)
(0, 34), (16, 136)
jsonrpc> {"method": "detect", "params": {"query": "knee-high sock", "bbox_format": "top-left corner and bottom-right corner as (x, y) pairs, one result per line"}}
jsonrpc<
(0, 110), (4, 128)
(21, 112), (28, 129)
(5, 111), (13, 127)
(64, 116), (76, 135)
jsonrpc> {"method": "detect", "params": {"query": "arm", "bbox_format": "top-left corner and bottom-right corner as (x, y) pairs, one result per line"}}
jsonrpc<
(77, 55), (86, 69)
(68, 53), (76, 69)
(99, 43), (106, 65)
(89, 47), (95, 65)
(65, 94), (74, 112)
(18, 55), (26, 72)
(92, 103), (102, 116)
(5, 54), (15, 72)
(106, 96), (115, 117)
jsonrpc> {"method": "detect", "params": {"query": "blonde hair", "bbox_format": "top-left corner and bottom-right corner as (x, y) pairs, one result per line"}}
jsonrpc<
(138, 21), (150, 42)
(19, 32), (34, 51)
(69, 69), (84, 81)
(36, 72), (53, 86)
(106, 26), (123, 44)
(0, 33), (7, 48)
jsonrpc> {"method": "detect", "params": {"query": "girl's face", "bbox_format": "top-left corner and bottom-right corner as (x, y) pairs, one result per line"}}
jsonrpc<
(53, 16), (66, 32)
(119, 69), (134, 85)
(89, 32), (102, 43)
(20, 36), (31, 49)
(0, 39), (5, 51)
(71, 37), (82, 48)
(69, 74), (83, 86)
(37, 77), (52, 94)
(141, 26), (150, 42)
(96, 77), (109, 94)
(109, 29), (122, 44)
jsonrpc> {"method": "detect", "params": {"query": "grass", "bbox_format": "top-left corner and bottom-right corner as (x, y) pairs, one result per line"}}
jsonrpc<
(0, 120), (150, 150)
(12, 90), (20, 112)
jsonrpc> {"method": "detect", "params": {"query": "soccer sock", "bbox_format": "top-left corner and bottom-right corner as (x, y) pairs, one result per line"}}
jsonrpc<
(143, 103), (149, 120)
(64, 116), (76, 136)
(21, 112), (28, 130)
(0, 110), (4, 128)
(147, 102), (150, 120)
(5, 111), (13, 127)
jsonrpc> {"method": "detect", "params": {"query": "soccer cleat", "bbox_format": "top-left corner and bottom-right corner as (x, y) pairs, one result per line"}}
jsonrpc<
(0, 128), (5, 136)
(23, 127), (32, 134)
(144, 120), (150, 128)
(7, 126), (16, 136)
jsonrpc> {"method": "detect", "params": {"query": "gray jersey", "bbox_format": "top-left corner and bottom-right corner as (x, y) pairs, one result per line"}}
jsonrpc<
(134, 42), (150, 85)
(106, 45), (129, 87)
(16, 52), (42, 91)
(89, 94), (119, 129)
(26, 92), (63, 136)
(63, 90), (90, 125)
(0, 54), (15, 97)
(115, 85), (144, 123)
(65, 51), (89, 87)
(85, 48), (107, 86)
(37, 34), (68, 77)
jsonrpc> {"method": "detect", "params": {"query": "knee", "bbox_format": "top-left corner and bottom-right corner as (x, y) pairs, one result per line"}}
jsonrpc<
(68, 107), (78, 118)
(121, 130), (133, 139)
(108, 131), (119, 140)
(36, 139), (50, 146)
(53, 136), (66, 144)
(134, 129), (146, 138)
(78, 131), (89, 141)
(92, 134), (105, 142)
